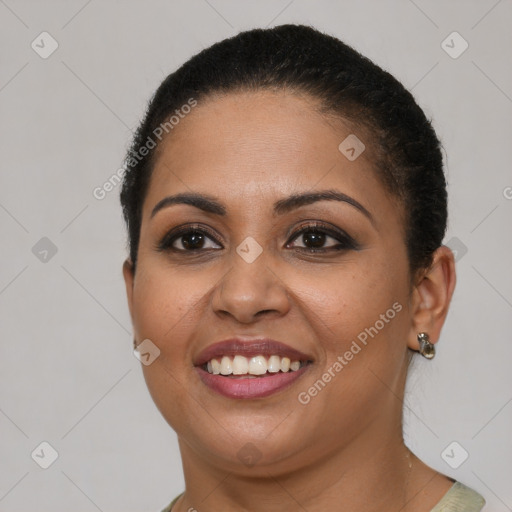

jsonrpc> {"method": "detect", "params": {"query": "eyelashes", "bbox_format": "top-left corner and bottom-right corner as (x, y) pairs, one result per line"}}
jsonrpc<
(157, 224), (222, 253)
(156, 221), (360, 255)
(286, 221), (360, 252)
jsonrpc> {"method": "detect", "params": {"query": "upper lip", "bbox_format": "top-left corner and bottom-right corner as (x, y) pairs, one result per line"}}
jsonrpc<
(194, 337), (314, 367)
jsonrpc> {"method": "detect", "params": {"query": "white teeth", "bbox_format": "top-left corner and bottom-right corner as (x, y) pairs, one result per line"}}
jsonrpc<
(290, 360), (300, 371)
(249, 355), (267, 375)
(233, 355), (249, 375)
(220, 356), (233, 375)
(267, 355), (281, 373)
(211, 358), (221, 375)
(205, 354), (307, 376)
(280, 357), (290, 372)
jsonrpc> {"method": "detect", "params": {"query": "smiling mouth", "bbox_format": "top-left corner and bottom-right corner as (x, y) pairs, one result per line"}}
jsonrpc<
(202, 354), (311, 377)
(194, 338), (314, 398)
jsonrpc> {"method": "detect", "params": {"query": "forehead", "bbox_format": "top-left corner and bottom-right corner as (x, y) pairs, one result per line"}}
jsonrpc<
(143, 90), (389, 218)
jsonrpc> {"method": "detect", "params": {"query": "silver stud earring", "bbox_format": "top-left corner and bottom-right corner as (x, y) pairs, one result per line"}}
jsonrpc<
(417, 332), (435, 359)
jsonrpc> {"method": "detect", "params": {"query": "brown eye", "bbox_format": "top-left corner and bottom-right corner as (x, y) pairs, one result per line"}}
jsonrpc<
(179, 231), (204, 250)
(292, 230), (335, 249)
(157, 226), (223, 252)
(286, 223), (359, 253)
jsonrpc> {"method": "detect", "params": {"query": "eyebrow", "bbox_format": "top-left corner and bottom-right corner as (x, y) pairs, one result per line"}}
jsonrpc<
(150, 189), (375, 225)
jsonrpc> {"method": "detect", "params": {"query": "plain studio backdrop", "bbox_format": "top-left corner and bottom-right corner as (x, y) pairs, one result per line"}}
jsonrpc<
(0, 1), (511, 511)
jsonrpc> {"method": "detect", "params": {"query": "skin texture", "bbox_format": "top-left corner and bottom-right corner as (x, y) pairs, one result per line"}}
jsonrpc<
(123, 90), (457, 512)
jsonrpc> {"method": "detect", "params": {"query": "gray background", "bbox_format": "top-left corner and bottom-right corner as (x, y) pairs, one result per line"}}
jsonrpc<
(1, 0), (511, 510)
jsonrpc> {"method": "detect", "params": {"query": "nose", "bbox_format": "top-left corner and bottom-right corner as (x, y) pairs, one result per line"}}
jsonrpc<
(211, 250), (291, 324)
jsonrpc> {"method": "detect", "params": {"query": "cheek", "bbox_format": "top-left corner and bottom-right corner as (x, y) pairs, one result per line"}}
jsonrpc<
(131, 267), (213, 426)
(294, 257), (410, 402)
(131, 265), (206, 342)
(292, 268), (409, 428)
(297, 262), (405, 341)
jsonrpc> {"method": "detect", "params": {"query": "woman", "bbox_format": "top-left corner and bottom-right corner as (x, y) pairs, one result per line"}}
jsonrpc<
(120, 24), (486, 511)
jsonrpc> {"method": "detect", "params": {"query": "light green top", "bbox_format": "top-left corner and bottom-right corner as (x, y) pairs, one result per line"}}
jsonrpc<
(161, 480), (485, 511)
(430, 481), (486, 511)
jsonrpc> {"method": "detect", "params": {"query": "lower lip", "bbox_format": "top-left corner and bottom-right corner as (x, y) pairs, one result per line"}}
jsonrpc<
(195, 365), (310, 399)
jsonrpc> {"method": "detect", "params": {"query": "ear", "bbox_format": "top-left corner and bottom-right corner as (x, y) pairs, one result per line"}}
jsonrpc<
(407, 245), (456, 352)
(122, 258), (135, 322)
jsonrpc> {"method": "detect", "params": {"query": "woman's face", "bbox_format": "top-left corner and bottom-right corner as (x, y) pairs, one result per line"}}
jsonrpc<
(124, 90), (419, 474)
